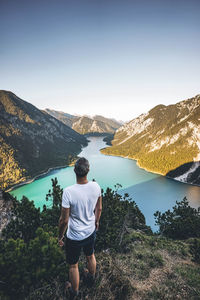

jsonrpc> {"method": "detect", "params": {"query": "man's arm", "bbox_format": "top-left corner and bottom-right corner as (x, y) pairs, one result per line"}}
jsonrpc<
(58, 207), (70, 246)
(95, 196), (102, 231)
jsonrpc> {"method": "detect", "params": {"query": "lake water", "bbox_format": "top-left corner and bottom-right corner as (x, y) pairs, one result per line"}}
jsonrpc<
(11, 136), (200, 231)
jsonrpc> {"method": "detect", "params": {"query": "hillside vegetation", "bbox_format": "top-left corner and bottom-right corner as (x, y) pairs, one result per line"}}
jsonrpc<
(101, 95), (200, 185)
(0, 91), (87, 189)
(0, 180), (200, 299)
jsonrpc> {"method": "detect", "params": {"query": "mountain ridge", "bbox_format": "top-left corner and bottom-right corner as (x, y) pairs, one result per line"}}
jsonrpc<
(45, 109), (122, 134)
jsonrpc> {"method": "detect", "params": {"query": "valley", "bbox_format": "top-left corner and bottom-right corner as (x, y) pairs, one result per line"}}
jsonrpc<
(1, 91), (200, 192)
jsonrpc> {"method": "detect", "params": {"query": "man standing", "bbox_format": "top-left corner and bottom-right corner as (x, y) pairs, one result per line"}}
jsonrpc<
(58, 157), (102, 299)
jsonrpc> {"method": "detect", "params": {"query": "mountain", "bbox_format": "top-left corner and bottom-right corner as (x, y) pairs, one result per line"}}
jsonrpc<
(101, 94), (200, 185)
(0, 91), (87, 189)
(72, 115), (121, 134)
(45, 109), (122, 134)
(93, 115), (123, 129)
(44, 109), (78, 127)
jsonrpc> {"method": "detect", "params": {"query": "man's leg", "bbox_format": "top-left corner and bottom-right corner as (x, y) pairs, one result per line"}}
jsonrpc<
(86, 253), (96, 276)
(83, 231), (96, 286)
(69, 263), (79, 292)
(65, 238), (81, 294)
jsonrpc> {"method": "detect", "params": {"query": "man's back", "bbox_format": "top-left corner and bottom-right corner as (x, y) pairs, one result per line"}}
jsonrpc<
(62, 181), (101, 240)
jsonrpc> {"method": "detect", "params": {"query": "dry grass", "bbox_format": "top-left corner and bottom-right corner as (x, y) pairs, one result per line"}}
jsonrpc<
(25, 232), (200, 300)
(78, 233), (200, 300)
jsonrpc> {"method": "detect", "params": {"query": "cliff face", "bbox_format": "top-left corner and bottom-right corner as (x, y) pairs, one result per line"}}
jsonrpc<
(45, 109), (121, 134)
(102, 95), (200, 185)
(0, 91), (87, 189)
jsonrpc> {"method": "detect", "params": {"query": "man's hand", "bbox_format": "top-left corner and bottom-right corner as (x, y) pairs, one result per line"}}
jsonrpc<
(95, 220), (99, 231)
(95, 196), (102, 232)
(58, 207), (70, 247)
(58, 237), (64, 247)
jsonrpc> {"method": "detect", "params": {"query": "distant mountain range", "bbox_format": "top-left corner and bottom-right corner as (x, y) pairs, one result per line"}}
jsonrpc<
(0, 91), (87, 189)
(44, 109), (77, 128)
(45, 109), (122, 134)
(101, 95), (200, 185)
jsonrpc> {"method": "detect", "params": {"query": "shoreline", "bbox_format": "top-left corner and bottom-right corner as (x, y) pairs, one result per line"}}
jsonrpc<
(7, 136), (92, 192)
(7, 163), (72, 192)
(7, 138), (200, 192)
(100, 150), (163, 176)
(100, 150), (200, 188)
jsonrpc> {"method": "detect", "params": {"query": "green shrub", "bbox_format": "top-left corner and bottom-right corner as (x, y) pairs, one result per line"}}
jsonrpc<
(0, 228), (66, 299)
(2, 196), (41, 243)
(190, 238), (200, 264)
(95, 187), (151, 251)
(154, 197), (200, 239)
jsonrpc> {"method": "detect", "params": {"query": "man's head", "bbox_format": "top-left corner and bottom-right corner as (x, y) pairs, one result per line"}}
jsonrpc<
(74, 157), (90, 178)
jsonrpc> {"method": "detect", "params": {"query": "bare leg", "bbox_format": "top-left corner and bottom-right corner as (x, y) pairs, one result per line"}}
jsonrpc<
(86, 253), (96, 276)
(69, 263), (79, 292)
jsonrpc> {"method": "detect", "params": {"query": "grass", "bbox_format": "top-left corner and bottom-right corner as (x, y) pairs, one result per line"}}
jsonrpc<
(23, 231), (200, 299)
(144, 264), (200, 300)
(176, 265), (200, 298)
(84, 231), (200, 300)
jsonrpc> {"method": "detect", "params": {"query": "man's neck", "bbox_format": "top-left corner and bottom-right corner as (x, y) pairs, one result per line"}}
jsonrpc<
(76, 176), (88, 184)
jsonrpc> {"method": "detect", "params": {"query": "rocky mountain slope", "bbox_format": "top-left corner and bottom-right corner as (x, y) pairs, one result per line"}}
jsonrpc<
(44, 109), (77, 127)
(45, 109), (121, 134)
(0, 91), (87, 189)
(72, 115), (120, 134)
(101, 94), (200, 185)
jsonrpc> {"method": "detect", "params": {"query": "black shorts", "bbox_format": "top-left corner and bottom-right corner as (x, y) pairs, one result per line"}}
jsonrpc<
(65, 230), (96, 265)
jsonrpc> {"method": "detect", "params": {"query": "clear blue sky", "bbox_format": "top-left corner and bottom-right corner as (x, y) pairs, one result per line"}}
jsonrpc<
(1, 0), (200, 121)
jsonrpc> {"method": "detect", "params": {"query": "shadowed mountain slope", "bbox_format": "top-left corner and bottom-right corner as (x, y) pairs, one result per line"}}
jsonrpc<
(0, 91), (87, 189)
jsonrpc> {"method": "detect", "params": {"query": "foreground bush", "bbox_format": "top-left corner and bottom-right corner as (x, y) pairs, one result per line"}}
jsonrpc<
(96, 187), (152, 251)
(154, 197), (200, 239)
(0, 228), (66, 299)
(0, 179), (150, 299)
(190, 238), (200, 264)
(2, 196), (41, 243)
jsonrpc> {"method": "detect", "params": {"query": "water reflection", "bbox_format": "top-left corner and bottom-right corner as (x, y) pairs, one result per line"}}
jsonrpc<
(121, 175), (200, 231)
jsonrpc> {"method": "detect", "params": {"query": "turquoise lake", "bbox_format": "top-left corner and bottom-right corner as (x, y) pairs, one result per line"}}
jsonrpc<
(11, 136), (200, 231)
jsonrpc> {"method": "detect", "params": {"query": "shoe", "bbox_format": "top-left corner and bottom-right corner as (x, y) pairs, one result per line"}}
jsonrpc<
(65, 281), (79, 299)
(83, 268), (95, 288)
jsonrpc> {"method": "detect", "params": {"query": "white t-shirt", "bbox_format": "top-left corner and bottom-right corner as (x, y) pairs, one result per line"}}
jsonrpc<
(62, 181), (101, 241)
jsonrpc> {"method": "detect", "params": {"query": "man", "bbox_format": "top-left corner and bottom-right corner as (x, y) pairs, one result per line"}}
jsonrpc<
(58, 157), (102, 299)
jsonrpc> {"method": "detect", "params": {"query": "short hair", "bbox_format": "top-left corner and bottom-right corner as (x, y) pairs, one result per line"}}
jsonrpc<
(74, 157), (89, 177)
